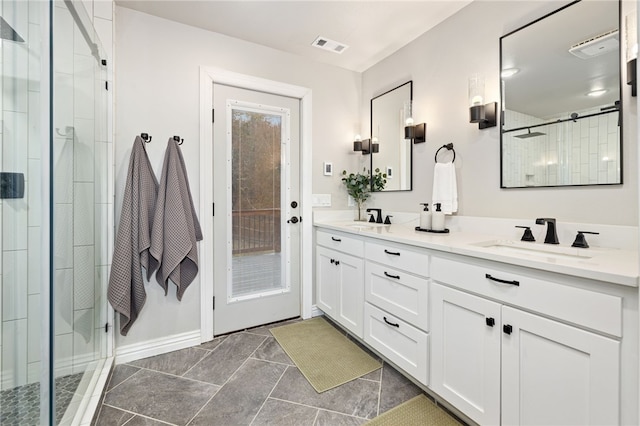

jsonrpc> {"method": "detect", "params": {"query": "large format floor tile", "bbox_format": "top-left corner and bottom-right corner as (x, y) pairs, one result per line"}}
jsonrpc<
(94, 318), (457, 426)
(183, 332), (267, 385)
(102, 369), (220, 425)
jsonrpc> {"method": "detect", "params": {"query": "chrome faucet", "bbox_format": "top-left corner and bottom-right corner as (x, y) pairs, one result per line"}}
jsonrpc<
(535, 218), (559, 244)
(366, 208), (383, 223)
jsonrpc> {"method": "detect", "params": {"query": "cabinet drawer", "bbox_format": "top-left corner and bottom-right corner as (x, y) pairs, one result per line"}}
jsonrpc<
(365, 261), (428, 331)
(364, 303), (429, 386)
(365, 240), (429, 277)
(317, 230), (364, 257)
(431, 256), (622, 337)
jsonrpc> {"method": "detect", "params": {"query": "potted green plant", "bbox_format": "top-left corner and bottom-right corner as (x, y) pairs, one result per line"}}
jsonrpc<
(341, 168), (386, 221)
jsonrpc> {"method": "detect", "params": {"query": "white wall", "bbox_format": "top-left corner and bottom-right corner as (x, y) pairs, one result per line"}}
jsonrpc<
(361, 0), (638, 226)
(114, 6), (361, 346)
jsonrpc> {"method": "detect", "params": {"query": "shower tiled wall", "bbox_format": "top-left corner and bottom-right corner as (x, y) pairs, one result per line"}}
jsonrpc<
(0, 0), (114, 390)
(502, 107), (620, 187)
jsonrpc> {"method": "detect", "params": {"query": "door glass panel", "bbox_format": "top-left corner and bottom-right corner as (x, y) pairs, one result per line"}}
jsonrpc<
(231, 108), (286, 299)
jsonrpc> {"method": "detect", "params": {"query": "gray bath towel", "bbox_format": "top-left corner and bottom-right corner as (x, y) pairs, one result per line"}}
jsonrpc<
(108, 136), (159, 335)
(150, 138), (203, 300)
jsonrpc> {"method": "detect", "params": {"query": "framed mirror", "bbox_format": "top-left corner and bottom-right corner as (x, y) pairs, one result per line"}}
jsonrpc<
(371, 81), (413, 191)
(500, 0), (621, 188)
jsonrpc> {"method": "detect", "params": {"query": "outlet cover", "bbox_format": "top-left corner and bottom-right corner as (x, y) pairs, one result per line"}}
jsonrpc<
(312, 194), (331, 207)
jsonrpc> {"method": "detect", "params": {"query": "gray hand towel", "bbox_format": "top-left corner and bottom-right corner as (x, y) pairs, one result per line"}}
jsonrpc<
(107, 136), (159, 335)
(150, 138), (203, 300)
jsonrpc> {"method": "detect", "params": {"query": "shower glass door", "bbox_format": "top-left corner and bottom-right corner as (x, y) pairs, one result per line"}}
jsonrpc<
(0, 0), (112, 424)
(51, 0), (111, 423)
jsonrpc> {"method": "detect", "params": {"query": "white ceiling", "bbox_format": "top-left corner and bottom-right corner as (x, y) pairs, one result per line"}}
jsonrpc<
(115, 0), (473, 72)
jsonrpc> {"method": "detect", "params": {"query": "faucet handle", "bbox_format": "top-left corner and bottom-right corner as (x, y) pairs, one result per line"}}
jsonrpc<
(368, 213), (376, 223)
(384, 215), (393, 225)
(571, 231), (599, 248)
(515, 226), (535, 242)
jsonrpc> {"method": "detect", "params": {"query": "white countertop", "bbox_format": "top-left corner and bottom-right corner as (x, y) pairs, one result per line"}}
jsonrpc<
(314, 219), (639, 287)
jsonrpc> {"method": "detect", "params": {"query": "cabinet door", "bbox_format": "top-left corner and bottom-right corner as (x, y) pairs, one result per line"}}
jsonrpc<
(336, 252), (364, 337)
(316, 246), (338, 316)
(430, 283), (501, 425)
(502, 306), (620, 426)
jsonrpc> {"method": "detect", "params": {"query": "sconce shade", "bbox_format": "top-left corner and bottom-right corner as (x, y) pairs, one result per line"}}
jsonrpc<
(470, 102), (497, 129)
(469, 105), (485, 123)
(404, 126), (414, 139)
(352, 138), (372, 155)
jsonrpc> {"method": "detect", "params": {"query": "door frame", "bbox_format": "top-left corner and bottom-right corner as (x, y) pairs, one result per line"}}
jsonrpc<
(199, 67), (313, 341)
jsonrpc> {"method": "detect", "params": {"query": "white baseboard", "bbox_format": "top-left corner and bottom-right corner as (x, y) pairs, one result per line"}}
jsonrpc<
(115, 330), (202, 365)
(311, 305), (324, 318)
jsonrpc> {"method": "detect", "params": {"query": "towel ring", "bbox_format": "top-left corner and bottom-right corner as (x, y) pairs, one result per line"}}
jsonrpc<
(435, 143), (455, 163)
(141, 133), (152, 143)
(173, 135), (184, 145)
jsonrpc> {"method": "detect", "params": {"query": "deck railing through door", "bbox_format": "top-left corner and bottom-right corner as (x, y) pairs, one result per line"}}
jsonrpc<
(232, 209), (281, 255)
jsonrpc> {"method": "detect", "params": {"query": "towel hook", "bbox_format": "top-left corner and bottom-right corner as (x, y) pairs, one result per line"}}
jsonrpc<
(141, 133), (152, 143)
(435, 143), (455, 163)
(173, 135), (184, 145)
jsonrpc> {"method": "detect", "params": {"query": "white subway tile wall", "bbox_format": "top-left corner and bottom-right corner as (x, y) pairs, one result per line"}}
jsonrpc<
(502, 108), (620, 187)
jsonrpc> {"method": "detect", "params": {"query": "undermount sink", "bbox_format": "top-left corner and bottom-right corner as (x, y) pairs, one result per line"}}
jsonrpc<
(346, 222), (388, 230)
(471, 240), (593, 260)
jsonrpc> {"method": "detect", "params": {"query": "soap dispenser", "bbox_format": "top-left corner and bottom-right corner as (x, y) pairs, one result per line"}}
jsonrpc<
(432, 202), (445, 231)
(419, 203), (431, 230)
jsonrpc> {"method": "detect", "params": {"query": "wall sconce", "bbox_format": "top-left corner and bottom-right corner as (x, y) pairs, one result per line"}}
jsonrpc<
(371, 136), (379, 153)
(403, 101), (426, 143)
(468, 74), (497, 129)
(625, 13), (637, 96)
(353, 135), (377, 154)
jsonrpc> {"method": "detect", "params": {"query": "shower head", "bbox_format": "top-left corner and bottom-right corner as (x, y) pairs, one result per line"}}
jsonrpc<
(0, 17), (24, 42)
(514, 128), (546, 139)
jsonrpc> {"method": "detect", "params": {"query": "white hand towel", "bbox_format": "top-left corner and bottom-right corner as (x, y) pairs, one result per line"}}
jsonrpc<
(432, 162), (458, 214)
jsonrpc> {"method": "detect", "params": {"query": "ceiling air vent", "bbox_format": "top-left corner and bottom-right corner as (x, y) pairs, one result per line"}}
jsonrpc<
(569, 29), (619, 59)
(312, 36), (348, 54)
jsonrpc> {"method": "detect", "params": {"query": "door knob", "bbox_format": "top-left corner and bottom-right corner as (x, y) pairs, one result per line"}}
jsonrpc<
(287, 216), (299, 224)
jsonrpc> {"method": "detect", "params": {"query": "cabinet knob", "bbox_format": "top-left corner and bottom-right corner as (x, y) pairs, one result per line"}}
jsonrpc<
(486, 317), (495, 327)
(503, 324), (513, 335)
(330, 259), (335, 264)
(335, 260), (340, 265)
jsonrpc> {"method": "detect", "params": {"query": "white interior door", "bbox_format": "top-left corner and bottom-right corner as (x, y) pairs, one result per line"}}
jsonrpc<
(212, 83), (301, 335)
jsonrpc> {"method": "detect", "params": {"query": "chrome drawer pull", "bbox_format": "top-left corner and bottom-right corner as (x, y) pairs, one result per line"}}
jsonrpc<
(331, 237), (342, 242)
(485, 273), (520, 286)
(384, 271), (400, 279)
(383, 316), (400, 328)
(384, 249), (401, 256)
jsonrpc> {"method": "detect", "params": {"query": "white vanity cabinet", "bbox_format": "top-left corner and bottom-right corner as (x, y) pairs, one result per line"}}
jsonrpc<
(430, 256), (622, 426)
(363, 240), (430, 385)
(315, 230), (365, 337)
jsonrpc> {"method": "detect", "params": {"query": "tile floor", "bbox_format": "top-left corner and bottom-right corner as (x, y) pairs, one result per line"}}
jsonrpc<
(93, 317), (444, 426)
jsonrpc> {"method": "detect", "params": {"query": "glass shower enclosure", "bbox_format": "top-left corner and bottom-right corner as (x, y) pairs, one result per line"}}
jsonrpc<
(0, 0), (113, 424)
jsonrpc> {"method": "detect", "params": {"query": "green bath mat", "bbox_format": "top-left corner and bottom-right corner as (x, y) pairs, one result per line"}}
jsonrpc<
(366, 394), (461, 426)
(270, 317), (381, 393)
